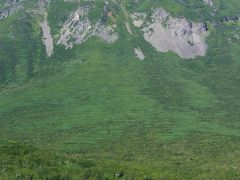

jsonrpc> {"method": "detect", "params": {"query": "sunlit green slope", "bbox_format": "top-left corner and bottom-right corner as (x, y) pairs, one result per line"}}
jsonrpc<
(0, 0), (240, 179)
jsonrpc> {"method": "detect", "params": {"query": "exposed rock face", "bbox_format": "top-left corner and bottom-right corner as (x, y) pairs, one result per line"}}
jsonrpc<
(94, 23), (118, 43)
(124, 21), (132, 35)
(4, 0), (22, 7)
(0, 0), (23, 20)
(221, 14), (240, 23)
(140, 8), (208, 59)
(37, 0), (51, 15)
(203, 0), (213, 7)
(38, 0), (54, 57)
(40, 19), (54, 57)
(1, 1), (210, 60)
(233, 33), (240, 40)
(134, 47), (145, 60)
(131, 12), (146, 28)
(57, 7), (92, 49)
(63, 0), (80, 2)
(57, 5), (118, 49)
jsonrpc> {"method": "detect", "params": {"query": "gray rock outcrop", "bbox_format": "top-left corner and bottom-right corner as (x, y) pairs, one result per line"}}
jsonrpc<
(136, 8), (209, 59)
(0, 0), (23, 20)
(57, 4), (118, 49)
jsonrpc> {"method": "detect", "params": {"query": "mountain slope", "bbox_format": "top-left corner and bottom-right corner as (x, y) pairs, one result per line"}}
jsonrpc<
(0, 0), (240, 179)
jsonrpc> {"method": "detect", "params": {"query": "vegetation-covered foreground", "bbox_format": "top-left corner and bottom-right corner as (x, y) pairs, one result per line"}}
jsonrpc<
(0, 0), (240, 179)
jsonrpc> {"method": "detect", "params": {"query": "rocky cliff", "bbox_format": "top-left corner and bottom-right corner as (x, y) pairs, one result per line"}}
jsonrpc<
(0, 0), (23, 19)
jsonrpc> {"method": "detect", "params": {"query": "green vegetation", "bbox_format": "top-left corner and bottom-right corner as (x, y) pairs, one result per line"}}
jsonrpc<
(0, 0), (240, 179)
(48, 1), (77, 35)
(0, 1), (4, 8)
(0, 11), (45, 85)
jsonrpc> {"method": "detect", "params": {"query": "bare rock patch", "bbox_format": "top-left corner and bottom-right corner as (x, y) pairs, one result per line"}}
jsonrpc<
(40, 19), (54, 57)
(203, 0), (214, 7)
(131, 12), (146, 28)
(140, 8), (209, 59)
(0, 0), (23, 20)
(57, 5), (118, 49)
(134, 47), (145, 60)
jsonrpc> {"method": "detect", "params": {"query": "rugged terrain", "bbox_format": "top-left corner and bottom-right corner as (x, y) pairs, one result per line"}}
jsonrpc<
(0, 0), (240, 179)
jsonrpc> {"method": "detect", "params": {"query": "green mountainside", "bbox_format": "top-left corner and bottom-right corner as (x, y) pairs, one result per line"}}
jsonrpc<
(0, 0), (240, 179)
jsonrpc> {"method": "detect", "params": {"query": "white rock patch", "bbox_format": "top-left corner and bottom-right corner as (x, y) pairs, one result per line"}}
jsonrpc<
(38, 0), (54, 57)
(57, 6), (118, 49)
(124, 21), (133, 35)
(134, 47), (145, 60)
(141, 8), (208, 59)
(40, 19), (54, 57)
(131, 12), (146, 27)
(94, 24), (118, 43)
(0, 0), (23, 20)
(203, 0), (214, 7)
(57, 7), (92, 49)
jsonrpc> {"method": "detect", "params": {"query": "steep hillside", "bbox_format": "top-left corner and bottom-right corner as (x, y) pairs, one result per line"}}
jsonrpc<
(0, 0), (240, 179)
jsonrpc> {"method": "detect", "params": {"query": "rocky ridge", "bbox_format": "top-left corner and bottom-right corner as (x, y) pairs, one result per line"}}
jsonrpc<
(57, 2), (209, 59)
(57, 3), (118, 49)
(0, 0), (214, 59)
